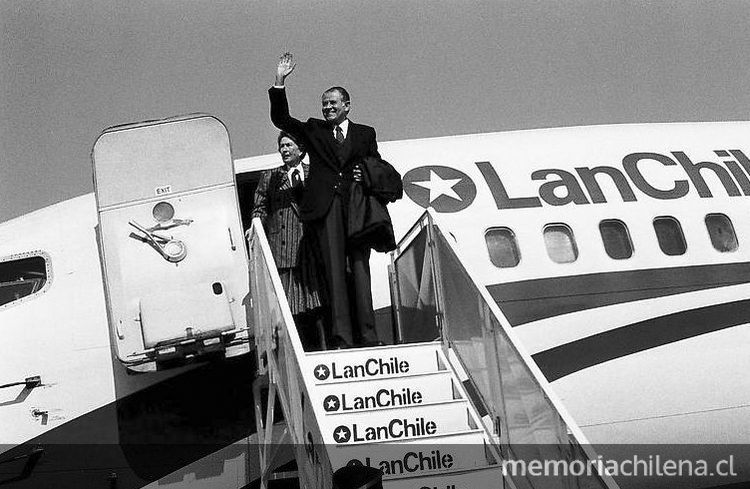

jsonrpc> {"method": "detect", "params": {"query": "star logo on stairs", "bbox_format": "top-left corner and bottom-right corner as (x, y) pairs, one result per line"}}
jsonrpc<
(314, 364), (330, 381)
(324, 395), (341, 412)
(333, 425), (352, 443)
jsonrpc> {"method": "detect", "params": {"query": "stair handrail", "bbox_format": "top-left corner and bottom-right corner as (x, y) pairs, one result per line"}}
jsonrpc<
(247, 218), (333, 489)
(391, 209), (620, 489)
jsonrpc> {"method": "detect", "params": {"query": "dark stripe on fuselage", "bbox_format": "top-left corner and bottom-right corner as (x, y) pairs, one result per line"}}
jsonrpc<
(0, 354), (259, 488)
(487, 262), (750, 326)
(533, 298), (750, 381)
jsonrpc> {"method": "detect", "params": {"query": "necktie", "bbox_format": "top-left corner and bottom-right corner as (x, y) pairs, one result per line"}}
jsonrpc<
(291, 168), (302, 188)
(335, 125), (344, 145)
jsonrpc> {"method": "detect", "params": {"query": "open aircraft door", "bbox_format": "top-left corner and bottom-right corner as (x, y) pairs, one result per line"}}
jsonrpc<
(92, 115), (251, 371)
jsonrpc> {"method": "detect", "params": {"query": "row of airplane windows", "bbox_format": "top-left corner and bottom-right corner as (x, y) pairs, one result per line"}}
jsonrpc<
(0, 214), (738, 305)
(485, 213), (739, 268)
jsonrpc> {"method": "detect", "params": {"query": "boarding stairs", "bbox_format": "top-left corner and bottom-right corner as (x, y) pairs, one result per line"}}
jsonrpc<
(301, 341), (503, 488)
(248, 210), (619, 489)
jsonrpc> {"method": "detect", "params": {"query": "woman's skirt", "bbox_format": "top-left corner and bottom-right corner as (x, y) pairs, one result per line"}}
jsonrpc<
(278, 231), (326, 316)
(278, 266), (322, 316)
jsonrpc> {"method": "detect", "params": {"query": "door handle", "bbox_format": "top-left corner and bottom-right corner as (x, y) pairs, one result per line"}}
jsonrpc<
(0, 377), (41, 390)
(128, 220), (187, 263)
(228, 227), (236, 251)
(0, 376), (42, 407)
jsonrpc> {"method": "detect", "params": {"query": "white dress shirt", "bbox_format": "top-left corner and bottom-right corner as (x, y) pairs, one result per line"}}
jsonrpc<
(286, 163), (304, 187)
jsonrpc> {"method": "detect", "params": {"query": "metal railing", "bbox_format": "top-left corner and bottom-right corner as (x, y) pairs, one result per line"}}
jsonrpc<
(391, 210), (619, 489)
(247, 218), (333, 489)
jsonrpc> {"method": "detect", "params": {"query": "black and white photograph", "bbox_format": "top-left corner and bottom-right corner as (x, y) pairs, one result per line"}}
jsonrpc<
(3, 2), (750, 488)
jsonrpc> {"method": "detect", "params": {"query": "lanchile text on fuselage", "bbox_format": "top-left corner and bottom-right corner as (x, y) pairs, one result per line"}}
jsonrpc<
(477, 149), (750, 208)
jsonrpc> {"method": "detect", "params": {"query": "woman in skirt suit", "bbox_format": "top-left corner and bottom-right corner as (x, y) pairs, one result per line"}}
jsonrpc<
(251, 131), (327, 349)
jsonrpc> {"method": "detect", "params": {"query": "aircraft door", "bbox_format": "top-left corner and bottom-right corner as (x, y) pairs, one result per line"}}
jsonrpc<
(92, 115), (250, 371)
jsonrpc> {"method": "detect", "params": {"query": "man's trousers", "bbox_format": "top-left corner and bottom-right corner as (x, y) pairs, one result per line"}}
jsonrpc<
(313, 194), (377, 346)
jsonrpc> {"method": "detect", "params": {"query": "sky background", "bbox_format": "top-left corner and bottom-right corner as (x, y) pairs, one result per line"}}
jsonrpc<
(3, 0), (750, 222)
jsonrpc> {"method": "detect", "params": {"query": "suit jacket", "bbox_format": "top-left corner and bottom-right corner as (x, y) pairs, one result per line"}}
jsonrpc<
(269, 87), (381, 222)
(251, 163), (309, 268)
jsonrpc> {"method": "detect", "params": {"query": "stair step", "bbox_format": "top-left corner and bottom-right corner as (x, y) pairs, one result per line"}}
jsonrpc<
(304, 341), (440, 357)
(312, 371), (457, 414)
(383, 464), (505, 489)
(322, 398), (468, 422)
(327, 431), (495, 477)
(323, 402), (476, 445)
(323, 398), (465, 417)
(302, 344), (444, 385)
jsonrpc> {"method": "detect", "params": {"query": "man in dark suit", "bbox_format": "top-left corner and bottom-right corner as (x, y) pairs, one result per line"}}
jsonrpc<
(268, 52), (379, 348)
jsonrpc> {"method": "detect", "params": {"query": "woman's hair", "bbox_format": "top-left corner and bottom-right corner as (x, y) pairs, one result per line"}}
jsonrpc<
(277, 131), (306, 158)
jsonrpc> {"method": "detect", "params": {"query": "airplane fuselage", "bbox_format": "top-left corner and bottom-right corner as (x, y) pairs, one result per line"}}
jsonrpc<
(3, 121), (750, 488)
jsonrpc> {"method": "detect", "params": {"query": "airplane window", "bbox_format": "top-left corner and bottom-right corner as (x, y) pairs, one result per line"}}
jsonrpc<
(705, 213), (738, 252)
(599, 219), (633, 259)
(0, 255), (48, 308)
(543, 224), (578, 263)
(653, 217), (687, 256)
(485, 228), (520, 268)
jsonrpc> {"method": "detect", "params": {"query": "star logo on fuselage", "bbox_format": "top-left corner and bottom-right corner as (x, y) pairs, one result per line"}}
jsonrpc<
(403, 166), (477, 213)
(413, 170), (463, 203)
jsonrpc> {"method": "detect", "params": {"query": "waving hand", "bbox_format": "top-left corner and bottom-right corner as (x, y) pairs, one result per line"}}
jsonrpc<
(275, 52), (296, 86)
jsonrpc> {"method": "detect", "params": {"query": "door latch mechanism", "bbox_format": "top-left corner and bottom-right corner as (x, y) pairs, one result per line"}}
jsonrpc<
(128, 220), (188, 263)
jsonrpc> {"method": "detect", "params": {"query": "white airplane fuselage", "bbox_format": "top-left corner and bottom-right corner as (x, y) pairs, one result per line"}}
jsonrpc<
(368, 123), (750, 450)
(2, 121), (750, 488)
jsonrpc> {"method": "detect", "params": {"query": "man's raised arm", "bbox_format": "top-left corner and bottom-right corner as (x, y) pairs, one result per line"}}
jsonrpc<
(269, 53), (305, 138)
